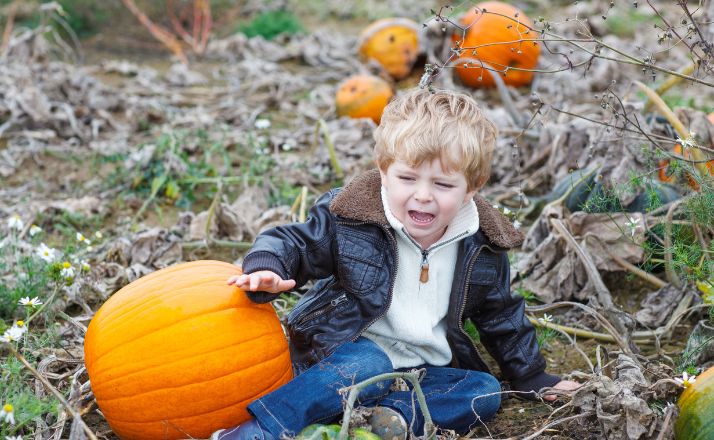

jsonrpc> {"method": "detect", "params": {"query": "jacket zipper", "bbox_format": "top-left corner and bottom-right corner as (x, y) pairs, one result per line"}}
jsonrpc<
(457, 244), (496, 364)
(297, 293), (349, 324)
(337, 220), (399, 341)
(402, 230), (470, 283)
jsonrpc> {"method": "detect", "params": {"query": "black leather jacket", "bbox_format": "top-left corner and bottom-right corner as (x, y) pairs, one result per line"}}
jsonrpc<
(243, 170), (559, 394)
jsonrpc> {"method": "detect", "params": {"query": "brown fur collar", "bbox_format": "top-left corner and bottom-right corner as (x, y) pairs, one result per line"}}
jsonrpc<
(329, 169), (524, 249)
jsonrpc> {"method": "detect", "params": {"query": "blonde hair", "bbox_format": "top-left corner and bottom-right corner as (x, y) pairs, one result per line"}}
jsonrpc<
(373, 88), (498, 190)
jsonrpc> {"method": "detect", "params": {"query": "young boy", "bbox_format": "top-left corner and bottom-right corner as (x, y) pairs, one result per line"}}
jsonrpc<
(217, 88), (578, 440)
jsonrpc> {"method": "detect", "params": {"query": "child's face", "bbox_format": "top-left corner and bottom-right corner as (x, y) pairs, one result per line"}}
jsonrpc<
(380, 158), (476, 249)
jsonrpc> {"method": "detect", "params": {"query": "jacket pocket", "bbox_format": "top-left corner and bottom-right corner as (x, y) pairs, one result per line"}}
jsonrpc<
(337, 230), (385, 295)
(288, 277), (349, 330)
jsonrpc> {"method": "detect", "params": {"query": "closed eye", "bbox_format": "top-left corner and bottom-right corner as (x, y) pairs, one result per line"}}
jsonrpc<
(397, 176), (415, 181)
(436, 182), (455, 188)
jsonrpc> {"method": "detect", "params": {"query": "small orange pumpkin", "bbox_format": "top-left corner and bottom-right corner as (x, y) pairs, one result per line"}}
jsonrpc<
(658, 143), (714, 189)
(335, 75), (394, 124)
(358, 18), (420, 80)
(675, 366), (714, 439)
(452, 1), (540, 88)
(84, 260), (292, 440)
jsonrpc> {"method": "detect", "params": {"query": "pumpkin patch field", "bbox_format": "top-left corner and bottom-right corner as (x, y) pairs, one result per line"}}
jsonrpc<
(0, 1), (713, 439)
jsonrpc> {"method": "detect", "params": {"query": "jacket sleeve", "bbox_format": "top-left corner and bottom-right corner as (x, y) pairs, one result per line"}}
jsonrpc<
(241, 189), (338, 303)
(470, 251), (560, 398)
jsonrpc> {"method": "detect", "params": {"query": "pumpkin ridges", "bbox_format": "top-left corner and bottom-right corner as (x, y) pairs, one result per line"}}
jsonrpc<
(97, 348), (291, 417)
(453, 1), (540, 88)
(358, 18), (420, 80)
(109, 367), (293, 439)
(88, 303), (277, 369)
(89, 261), (243, 329)
(84, 260), (292, 439)
(90, 327), (286, 395)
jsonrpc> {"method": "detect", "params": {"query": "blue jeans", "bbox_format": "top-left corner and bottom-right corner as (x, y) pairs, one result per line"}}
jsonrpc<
(247, 337), (501, 437)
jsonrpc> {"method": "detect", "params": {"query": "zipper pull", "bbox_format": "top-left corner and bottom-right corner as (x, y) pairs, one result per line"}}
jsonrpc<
(419, 251), (429, 283)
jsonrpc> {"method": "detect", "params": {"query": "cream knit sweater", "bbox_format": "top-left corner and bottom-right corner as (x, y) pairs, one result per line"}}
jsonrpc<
(363, 187), (480, 369)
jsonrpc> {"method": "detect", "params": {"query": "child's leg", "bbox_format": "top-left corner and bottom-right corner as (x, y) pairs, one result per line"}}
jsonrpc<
(377, 366), (501, 435)
(247, 337), (394, 438)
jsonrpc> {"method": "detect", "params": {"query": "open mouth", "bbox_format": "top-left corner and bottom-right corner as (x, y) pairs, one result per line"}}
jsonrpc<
(408, 210), (435, 225)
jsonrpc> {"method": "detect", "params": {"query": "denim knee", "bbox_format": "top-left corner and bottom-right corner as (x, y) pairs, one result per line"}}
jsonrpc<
(469, 372), (501, 422)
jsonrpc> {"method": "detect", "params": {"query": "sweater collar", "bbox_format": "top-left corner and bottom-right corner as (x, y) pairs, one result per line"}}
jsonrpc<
(380, 186), (479, 250)
(329, 169), (524, 249)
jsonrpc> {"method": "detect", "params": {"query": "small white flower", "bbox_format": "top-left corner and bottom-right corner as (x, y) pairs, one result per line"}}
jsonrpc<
(676, 133), (697, 150)
(538, 314), (553, 324)
(1, 323), (26, 343)
(6, 435), (23, 440)
(513, 220), (522, 229)
(60, 265), (75, 280)
(254, 119), (271, 129)
(674, 372), (696, 387)
(94, 231), (103, 239)
(503, 207), (512, 215)
(75, 232), (91, 246)
(18, 297), (42, 307)
(281, 143), (294, 151)
(29, 224), (42, 236)
(80, 260), (91, 272)
(36, 243), (58, 263)
(7, 214), (23, 231)
(626, 216), (641, 238)
(0, 403), (15, 425)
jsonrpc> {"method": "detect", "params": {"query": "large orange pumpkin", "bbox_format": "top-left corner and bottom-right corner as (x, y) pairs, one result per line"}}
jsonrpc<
(84, 260), (292, 440)
(358, 18), (420, 80)
(675, 366), (714, 439)
(452, 2), (540, 88)
(335, 75), (394, 124)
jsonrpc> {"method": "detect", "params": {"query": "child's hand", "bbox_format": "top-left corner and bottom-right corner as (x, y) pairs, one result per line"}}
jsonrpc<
(542, 380), (581, 402)
(227, 271), (296, 293)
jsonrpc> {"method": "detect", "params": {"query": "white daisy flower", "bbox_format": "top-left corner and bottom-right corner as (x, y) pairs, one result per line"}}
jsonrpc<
(60, 262), (75, 281)
(80, 260), (91, 272)
(0, 403), (15, 425)
(29, 224), (42, 236)
(94, 231), (103, 239)
(1, 323), (26, 343)
(674, 372), (696, 387)
(626, 216), (641, 238)
(538, 314), (553, 324)
(7, 214), (23, 231)
(18, 297), (43, 307)
(75, 232), (91, 246)
(254, 119), (271, 129)
(36, 243), (58, 263)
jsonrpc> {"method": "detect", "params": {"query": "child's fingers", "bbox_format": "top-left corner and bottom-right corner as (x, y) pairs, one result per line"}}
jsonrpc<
(227, 275), (244, 285)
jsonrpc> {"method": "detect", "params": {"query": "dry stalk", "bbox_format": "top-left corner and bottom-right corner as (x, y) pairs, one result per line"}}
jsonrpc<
(634, 80), (709, 178)
(5, 343), (99, 440)
(121, 0), (188, 64)
(298, 186), (308, 223)
(0, 0), (18, 54)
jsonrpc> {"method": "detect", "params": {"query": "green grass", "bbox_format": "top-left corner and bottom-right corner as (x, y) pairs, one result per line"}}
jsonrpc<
(238, 9), (304, 40)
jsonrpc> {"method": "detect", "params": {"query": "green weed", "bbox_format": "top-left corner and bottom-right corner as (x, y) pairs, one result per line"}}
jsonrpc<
(238, 9), (304, 40)
(1, 220), (102, 437)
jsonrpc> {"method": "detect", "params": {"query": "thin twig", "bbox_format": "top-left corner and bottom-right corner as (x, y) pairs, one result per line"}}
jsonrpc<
(5, 344), (99, 440)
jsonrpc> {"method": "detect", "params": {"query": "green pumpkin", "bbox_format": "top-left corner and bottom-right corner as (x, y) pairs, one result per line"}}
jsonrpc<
(675, 366), (714, 439)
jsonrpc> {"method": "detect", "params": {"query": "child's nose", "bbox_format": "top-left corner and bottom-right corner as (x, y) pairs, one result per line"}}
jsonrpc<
(414, 184), (433, 202)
